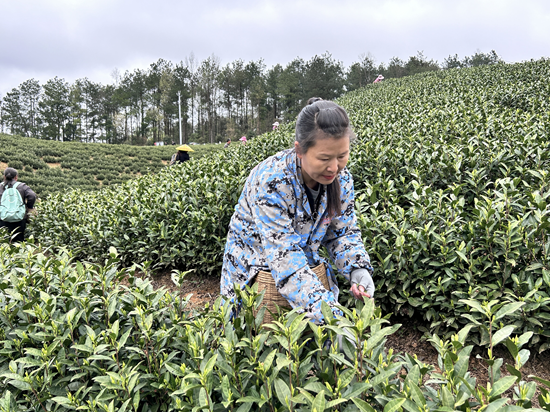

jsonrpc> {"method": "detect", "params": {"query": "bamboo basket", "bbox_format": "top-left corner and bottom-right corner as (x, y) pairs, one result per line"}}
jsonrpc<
(254, 263), (329, 325)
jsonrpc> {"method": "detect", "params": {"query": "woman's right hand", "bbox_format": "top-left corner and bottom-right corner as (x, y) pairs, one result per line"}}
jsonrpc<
(350, 269), (375, 300)
(351, 283), (371, 300)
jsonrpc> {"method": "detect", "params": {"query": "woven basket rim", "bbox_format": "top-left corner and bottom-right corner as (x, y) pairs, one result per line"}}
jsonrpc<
(253, 263), (329, 324)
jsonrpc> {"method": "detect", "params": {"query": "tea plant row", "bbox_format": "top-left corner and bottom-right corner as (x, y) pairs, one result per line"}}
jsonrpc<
(344, 59), (550, 347)
(1, 243), (549, 411)
(0, 134), (221, 196)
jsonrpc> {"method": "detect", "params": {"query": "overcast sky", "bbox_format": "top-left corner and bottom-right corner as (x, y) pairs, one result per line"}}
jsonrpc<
(1, 0), (549, 96)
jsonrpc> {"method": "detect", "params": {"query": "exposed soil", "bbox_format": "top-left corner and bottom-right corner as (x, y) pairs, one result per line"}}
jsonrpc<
(132, 270), (550, 399)
(385, 318), (550, 388)
(146, 269), (220, 309)
(0, 162), (8, 171)
(47, 162), (62, 168)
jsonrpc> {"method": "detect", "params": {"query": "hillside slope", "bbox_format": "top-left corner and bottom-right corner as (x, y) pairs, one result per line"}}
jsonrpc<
(29, 59), (550, 343)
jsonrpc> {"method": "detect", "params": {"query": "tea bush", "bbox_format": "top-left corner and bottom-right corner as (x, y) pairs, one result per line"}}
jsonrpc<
(0, 134), (222, 197)
(28, 58), (550, 347)
(1, 243), (549, 411)
(343, 60), (550, 347)
(29, 130), (292, 273)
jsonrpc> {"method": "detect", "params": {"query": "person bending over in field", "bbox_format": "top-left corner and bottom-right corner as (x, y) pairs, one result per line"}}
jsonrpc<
(221, 97), (374, 324)
(0, 167), (37, 243)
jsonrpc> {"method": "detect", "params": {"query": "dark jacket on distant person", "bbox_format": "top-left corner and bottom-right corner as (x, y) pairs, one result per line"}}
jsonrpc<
(175, 151), (190, 163)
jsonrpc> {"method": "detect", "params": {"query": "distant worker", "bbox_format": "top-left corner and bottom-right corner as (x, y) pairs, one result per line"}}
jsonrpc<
(272, 121), (280, 130)
(373, 75), (384, 84)
(169, 144), (194, 165)
(0, 167), (37, 243)
(240, 136), (247, 145)
(224, 138), (231, 148)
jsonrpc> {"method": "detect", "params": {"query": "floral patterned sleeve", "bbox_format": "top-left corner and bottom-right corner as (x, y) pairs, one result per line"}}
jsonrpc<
(323, 171), (373, 280)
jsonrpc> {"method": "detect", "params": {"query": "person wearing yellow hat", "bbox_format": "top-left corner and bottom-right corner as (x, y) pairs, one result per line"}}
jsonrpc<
(170, 144), (194, 165)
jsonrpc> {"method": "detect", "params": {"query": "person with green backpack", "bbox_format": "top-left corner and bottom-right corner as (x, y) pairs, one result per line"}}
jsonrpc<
(0, 167), (36, 242)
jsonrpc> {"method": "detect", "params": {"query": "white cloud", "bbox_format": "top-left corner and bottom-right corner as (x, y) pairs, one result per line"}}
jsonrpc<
(1, 0), (549, 95)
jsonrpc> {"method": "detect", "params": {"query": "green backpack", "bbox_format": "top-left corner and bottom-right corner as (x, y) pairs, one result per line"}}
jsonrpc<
(0, 182), (26, 222)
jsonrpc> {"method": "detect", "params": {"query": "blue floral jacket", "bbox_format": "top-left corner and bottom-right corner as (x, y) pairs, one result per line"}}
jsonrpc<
(221, 148), (373, 322)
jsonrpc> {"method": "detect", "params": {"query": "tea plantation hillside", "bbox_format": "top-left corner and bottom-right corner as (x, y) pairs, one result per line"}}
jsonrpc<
(4, 59), (550, 411)
(30, 58), (550, 345)
(0, 134), (221, 197)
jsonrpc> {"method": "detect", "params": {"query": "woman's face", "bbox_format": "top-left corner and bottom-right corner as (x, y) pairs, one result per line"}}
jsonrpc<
(295, 133), (350, 189)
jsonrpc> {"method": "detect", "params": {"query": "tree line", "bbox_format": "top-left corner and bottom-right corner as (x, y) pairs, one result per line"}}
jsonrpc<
(0, 50), (501, 145)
